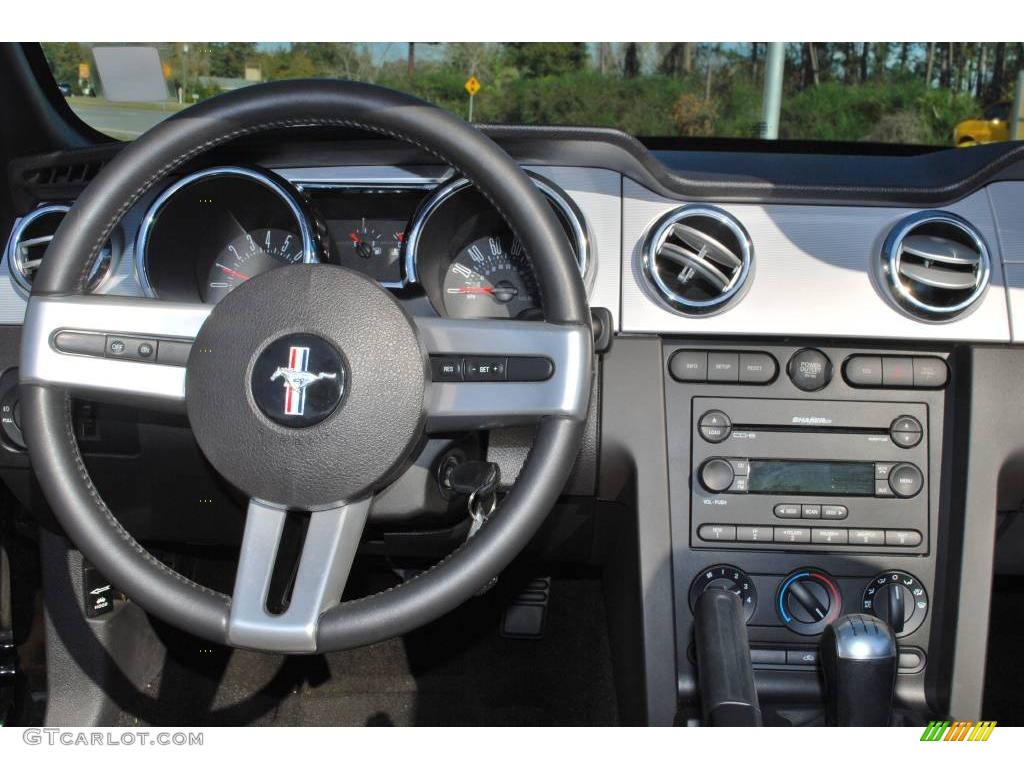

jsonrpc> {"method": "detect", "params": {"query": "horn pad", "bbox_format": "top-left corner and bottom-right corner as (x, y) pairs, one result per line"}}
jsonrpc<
(186, 265), (427, 509)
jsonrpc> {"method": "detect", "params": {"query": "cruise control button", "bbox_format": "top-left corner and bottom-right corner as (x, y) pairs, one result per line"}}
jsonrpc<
(882, 357), (914, 387)
(465, 357), (507, 381)
(913, 357), (948, 388)
(885, 529), (923, 547)
(738, 353), (777, 384)
(506, 356), (553, 382)
(774, 504), (801, 519)
(774, 527), (810, 544)
(889, 464), (923, 498)
(431, 356), (464, 381)
(698, 524), (736, 542)
(156, 340), (192, 367)
(699, 410), (732, 443)
(737, 526), (774, 543)
(811, 528), (849, 545)
(849, 529), (885, 546)
(787, 348), (832, 391)
(707, 352), (739, 382)
(844, 355), (882, 387)
(821, 505), (848, 520)
(53, 331), (106, 357)
(669, 350), (707, 382)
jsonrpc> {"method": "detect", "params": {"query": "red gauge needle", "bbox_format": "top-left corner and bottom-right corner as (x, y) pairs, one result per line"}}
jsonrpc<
(348, 232), (361, 243)
(447, 286), (494, 295)
(216, 263), (250, 282)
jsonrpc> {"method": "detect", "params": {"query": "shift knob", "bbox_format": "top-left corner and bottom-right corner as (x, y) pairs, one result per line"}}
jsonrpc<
(820, 614), (897, 726)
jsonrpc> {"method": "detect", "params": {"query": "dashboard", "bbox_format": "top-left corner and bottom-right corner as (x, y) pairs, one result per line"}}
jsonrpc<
(101, 164), (592, 321)
(4, 126), (1024, 727)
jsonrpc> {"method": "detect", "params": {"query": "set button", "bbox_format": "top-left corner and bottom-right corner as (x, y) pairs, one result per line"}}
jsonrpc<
(669, 350), (777, 384)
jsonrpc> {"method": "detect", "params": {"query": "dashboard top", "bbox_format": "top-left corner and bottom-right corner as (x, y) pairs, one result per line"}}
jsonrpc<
(4, 127), (1024, 345)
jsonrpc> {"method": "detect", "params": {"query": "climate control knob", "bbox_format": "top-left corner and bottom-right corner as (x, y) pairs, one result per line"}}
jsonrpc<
(777, 569), (842, 636)
(700, 458), (735, 493)
(862, 571), (928, 637)
(689, 564), (757, 623)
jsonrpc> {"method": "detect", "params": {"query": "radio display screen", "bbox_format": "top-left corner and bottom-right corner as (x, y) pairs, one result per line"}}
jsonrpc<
(747, 460), (875, 496)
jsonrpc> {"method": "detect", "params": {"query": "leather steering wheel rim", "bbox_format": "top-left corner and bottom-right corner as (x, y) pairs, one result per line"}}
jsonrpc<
(21, 80), (592, 652)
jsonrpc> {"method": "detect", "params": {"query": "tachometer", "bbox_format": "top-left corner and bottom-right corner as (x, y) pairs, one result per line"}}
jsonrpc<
(442, 235), (538, 319)
(203, 228), (304, 304)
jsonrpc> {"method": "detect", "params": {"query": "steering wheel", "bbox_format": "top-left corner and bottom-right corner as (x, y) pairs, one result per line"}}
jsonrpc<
(19, 81), (592, 653)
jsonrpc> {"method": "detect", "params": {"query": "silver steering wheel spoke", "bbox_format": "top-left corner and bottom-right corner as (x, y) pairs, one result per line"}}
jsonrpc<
(20, 294), (211, 410)
(415, 316), (591, 432)
(228, 496), (372, 653)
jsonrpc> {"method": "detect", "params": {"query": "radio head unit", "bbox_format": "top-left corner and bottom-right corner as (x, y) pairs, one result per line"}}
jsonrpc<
(689, 397), (929, 553)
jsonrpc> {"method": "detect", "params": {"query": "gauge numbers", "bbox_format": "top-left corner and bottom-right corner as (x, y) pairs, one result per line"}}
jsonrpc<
(204, 228), (304, 304)
(442, 235), (537, 319)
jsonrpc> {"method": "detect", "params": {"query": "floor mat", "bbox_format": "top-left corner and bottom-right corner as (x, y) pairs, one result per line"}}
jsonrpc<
(116, 572), (617, 726)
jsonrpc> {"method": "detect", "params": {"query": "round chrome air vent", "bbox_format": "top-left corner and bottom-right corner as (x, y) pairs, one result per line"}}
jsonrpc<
(642, 205), (753, 316)
(880, 210), (990, 322)
(5, 204), (115, 294)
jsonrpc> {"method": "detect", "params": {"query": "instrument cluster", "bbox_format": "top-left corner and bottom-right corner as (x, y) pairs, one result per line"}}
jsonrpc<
(135, 165), (589, 318)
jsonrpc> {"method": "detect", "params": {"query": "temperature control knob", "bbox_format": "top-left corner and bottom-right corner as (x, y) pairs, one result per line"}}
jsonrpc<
(777, 569), (842, 636)
(862, 571), (928, 637)
(689, 564), (757, 623)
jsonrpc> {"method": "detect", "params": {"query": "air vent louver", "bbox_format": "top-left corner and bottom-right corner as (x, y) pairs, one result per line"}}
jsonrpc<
(5, 204), (70, 292)
(642, 205), (752, 315)
(881, 211), (990, 321)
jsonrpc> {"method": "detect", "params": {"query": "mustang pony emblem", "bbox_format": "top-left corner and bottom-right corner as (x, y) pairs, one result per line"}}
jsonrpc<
(269, 346), (338, 416)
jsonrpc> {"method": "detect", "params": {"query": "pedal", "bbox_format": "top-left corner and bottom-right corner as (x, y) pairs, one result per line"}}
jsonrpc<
(500, 577), (551, 639)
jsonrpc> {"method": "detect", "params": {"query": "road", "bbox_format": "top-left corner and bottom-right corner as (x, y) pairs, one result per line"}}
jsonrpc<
(68, 103), (179, 139)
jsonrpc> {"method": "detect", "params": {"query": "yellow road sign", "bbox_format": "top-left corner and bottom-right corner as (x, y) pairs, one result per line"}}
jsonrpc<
(464, 76), (480, 96)
(78, 62), (90, 80)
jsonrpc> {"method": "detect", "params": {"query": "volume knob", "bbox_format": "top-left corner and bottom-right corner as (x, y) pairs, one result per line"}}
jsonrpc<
(700, 458), (735, 493)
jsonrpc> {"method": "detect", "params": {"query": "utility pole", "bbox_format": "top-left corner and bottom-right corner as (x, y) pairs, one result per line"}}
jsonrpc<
(408, 43), (415, 80)
(760, 42), (785, 140)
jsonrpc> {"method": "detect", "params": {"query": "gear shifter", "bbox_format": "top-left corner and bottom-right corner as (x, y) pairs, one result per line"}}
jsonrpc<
(820, 614), (897, 726)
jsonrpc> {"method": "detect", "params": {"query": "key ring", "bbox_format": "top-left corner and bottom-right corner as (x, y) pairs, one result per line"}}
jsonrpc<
(467, 485), (498, 523)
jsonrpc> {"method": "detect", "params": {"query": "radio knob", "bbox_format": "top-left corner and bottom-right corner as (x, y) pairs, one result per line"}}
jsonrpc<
(700, 458), (735, 493)
(888, 463), (923, 498)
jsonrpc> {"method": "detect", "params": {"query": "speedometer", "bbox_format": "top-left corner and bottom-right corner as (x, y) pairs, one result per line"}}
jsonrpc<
(203, 228), (304, 304)
(442, 234), (538, 319)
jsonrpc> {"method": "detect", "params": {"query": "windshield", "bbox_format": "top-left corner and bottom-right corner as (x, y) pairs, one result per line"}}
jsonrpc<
(42, 42), (1023, 147)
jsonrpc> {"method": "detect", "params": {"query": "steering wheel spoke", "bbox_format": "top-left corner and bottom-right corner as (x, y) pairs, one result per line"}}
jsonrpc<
(228, 496), (372, 653)
(416, 316), (591, 432)
(21, 294), (210, 410)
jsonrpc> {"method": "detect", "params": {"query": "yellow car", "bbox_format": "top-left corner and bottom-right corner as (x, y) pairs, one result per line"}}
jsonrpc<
(955, 101), (1013, 146)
